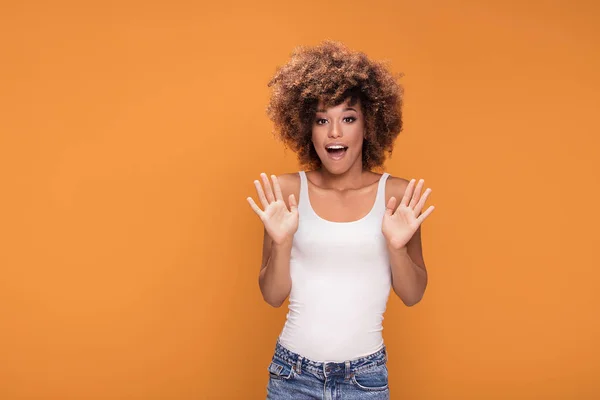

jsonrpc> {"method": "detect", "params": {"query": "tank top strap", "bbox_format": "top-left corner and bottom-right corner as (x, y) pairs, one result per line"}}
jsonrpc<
(297, 171), (310, 213)
(376, 172), (391, 210)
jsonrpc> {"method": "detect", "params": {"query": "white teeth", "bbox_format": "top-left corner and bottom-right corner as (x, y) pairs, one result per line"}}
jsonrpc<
(327, 145), (345, 149)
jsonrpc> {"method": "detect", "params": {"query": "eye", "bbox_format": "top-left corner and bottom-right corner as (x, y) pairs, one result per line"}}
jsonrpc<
(343, 116), (356, 123)
(315, 118), (328, 125)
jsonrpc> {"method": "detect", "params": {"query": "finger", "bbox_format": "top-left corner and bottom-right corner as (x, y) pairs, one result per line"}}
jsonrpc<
(261, 173), (275, 203)
(385, 196), (397, 216)
(413, 188), (432, 215)
(254, 179), (268, 209)
(246, 197), (265, 219)
(288, 194), (298, 214)
(417, 205), (435, 224)
(409, 179), (425, 209)
(400, 179), (416, 207)
(271, 174), (284, 202)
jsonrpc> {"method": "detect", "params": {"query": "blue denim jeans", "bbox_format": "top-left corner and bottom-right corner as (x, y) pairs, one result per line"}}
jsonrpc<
(266, 341), (390, 399)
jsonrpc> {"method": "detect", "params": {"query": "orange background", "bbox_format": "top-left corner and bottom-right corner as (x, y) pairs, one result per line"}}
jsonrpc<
(1, 1), (599, 399)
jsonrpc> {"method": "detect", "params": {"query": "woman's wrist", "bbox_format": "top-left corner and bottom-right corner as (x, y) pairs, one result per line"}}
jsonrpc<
(272, 237), (294, 249)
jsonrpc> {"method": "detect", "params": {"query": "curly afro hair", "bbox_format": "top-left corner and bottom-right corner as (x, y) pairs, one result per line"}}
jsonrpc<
(266, 40), (404, 171)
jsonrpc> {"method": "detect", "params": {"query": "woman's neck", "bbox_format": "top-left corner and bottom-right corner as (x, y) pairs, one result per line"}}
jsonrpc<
(314, 163), (375, 191)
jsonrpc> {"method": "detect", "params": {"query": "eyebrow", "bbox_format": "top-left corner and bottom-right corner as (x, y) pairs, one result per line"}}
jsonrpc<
(316, 107), (357, 113)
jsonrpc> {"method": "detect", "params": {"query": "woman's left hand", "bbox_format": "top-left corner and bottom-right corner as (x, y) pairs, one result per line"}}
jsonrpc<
(382, 178), (435, 250)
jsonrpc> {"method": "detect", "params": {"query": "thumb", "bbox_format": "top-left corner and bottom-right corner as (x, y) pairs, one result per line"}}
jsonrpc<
(288, 194), (298, 213)
(385, 197), (397, 217)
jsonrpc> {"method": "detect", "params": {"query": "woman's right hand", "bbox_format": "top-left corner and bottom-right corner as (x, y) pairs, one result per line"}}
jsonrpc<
(246, 173), (299, 245)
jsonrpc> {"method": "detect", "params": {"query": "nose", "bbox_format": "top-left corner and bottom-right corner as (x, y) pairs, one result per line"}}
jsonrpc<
(328, 121), (342, 138)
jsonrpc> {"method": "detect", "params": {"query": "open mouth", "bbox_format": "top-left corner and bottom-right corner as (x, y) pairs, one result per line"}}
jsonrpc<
(326, 145), (348, 160)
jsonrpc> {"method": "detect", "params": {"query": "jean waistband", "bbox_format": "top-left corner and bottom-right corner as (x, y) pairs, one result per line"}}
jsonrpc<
(273, 340), (387, 377)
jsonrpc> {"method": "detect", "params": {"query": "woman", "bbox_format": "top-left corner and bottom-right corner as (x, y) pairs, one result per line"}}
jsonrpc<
(246, 40), (435, 400)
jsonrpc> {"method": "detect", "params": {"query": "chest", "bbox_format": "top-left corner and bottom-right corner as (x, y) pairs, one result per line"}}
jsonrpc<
(304, 184), (380, 223)
(291, 215), (390, 283)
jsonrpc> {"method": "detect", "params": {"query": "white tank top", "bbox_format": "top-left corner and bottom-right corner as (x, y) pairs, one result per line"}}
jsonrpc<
(278, 170), (392, 362)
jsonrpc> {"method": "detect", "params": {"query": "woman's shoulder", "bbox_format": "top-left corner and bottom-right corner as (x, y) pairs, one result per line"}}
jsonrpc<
(384, 173), (411, 203)
(275, 172), (301, 203)
(385, 173), (410, 187)
(275, 172), (301, 187)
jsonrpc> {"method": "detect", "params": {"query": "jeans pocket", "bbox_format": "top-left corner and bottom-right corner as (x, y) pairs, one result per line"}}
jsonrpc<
(351, 364), (389, 391)
(268, 357), (295, 380)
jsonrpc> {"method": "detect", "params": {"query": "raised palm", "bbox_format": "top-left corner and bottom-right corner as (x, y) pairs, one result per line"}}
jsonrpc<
(382, 178), (435, 250)
(247, 173), (299, 245)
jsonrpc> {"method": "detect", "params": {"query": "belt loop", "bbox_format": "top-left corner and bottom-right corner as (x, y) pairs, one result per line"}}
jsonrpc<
(296, 356), (303, 374)
(344, 360), (351, 381)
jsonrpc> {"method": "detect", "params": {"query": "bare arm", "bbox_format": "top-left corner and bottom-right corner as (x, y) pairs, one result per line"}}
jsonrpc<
(388, 227), (428, 306)
(258, 229), (293, 307)
(384, 177), (434, 306)
(247, 173), (298, 308)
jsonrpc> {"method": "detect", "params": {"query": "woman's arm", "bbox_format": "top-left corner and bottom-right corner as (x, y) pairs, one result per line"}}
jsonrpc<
(258, 228), (292, 307)
(388, 226), (428, 306)
(385, 177), (431, 306)
(252, 173), (299, 308)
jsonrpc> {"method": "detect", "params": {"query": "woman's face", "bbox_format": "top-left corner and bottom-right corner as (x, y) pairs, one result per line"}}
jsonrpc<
(311, 97), (365, 174)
